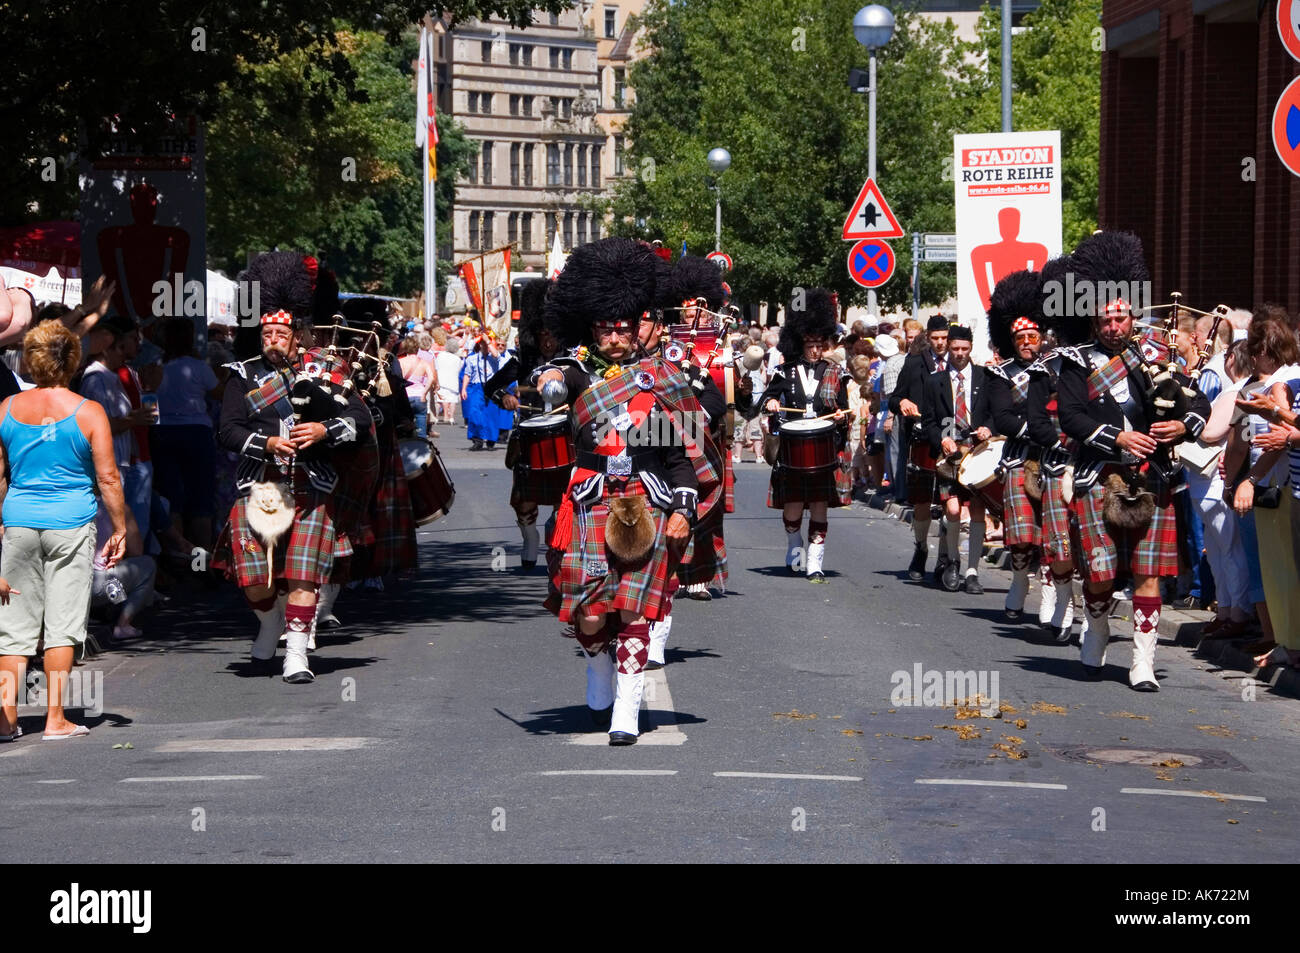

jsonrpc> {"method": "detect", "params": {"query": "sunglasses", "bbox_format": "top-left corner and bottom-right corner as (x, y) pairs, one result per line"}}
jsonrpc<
(594, 325), (635, 339)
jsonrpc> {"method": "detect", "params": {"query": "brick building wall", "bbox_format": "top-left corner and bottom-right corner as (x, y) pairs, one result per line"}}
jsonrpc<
(1100, 0), (1300, 314)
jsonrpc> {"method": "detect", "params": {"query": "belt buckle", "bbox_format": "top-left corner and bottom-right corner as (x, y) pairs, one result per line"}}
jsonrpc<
(607, 451), (632, 477)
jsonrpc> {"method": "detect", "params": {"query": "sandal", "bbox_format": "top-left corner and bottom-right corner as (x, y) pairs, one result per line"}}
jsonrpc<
(42, 724), (90, 741)
(1254, 645), (1290, 669)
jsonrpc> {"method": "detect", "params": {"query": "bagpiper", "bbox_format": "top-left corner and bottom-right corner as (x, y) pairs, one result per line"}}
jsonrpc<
(1056, 232), (1210, 690)
(534, 238), (721, 744)
(214, 252), (371, 683)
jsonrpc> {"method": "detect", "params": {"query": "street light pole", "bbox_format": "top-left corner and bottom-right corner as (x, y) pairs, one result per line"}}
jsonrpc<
(715, 192), (722, 253)
(1001, 0), (1012, 132)
(854, 5), (894, 320)
(707, 146), (731, 255)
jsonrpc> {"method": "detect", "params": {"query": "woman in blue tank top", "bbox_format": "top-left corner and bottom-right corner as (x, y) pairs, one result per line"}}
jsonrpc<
(0, 321), (127, 742)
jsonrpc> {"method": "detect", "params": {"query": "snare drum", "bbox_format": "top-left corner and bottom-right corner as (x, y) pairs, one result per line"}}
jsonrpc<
(957, 437), (1007, 519)
(398, 438), (455, 525)
(517, 413), (576, 471)
(778, 418), (838, 472)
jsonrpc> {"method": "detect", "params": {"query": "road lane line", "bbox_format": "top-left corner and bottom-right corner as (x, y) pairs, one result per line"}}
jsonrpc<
(120, 775), (264, 783)
(36, 779), (76, 784)
(915, 779), (1068, 790)
(154, 737), (378, 753)
(538, 769), (678, 776)
(714, 772), (863, 782)
(1120, 787), (1266, 803)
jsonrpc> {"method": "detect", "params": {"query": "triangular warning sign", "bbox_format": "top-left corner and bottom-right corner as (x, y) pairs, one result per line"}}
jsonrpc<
(842, 177), (904, 241)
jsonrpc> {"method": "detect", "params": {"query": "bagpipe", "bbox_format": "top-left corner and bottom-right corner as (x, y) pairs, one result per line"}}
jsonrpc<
(658, 297), (746, 439)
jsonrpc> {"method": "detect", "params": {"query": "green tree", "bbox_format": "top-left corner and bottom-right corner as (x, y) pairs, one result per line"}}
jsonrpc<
(207, 28), (475, 295)
(970, 0), (1101, 248)
(608, 0), (984, 311)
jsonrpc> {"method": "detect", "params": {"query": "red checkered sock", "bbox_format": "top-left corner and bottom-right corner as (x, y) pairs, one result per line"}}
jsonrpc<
(1084, 591), (1112, 619)
(783, 517), (803, 535)
(285, 603), (315, 634)
(1132, 595), (1162, 635)
(615, 621), (651, 674)
(246, 593), (276, 613)
(575, 618), (615, 657)
(808, 520), (828, 545)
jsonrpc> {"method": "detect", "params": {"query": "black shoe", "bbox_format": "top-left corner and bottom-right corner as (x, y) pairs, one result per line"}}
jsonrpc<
(645, 660), (664, 671)
(1052, 625), (1073, 644)
(963, 574), (984, 596)
(1005, 608), (1024, 622)
(1172, 595), (1202, 611)
(520, 559), (537, 570)
(486, 442), (496, 450)
(1131, 679), (1159, 693)
(932, 555), (951, 587)
(469, 440), (484, 451)
(808, 571), (827, 584)
(283, 669), (315, 685)
(907, 546), (927, 581)
(589, 705), (613, 730)
(941, 560), (962, 593)
(248, 656), (278, 675)
(608, 731), (638, 746)
(1081, 664), (1104, 680)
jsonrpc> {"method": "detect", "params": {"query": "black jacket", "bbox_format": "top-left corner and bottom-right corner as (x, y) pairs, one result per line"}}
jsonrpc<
(921, 363), (991, 456)
(219, 354), (371, 495)
(1056, 343), (1210, 488)
(759, 358), (850, 422)
(887, 348), (945, 416)
(986, 357), (1036, 466)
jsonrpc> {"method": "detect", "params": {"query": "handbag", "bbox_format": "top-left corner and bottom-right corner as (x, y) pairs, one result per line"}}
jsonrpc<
(1253, 485), (1283, 509)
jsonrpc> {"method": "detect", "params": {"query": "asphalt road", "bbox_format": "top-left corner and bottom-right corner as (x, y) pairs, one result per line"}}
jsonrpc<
(3, 432), (1297, 864)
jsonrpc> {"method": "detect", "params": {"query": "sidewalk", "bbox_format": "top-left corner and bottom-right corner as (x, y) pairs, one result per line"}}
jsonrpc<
(855, 485), (1300, 700)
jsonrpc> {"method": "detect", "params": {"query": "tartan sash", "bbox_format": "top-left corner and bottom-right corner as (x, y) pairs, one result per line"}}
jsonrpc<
(1010, 367), (1031, 403)
(1085, 335), (1168, 401)
(816, 364), (845, 409)
(245, 368), (296, 423)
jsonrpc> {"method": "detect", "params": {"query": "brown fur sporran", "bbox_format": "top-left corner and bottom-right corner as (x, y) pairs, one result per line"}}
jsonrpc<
(1101, 471), (1155, 535)
(1022, 459), (1043, 503)
(605, 495), (657, 565)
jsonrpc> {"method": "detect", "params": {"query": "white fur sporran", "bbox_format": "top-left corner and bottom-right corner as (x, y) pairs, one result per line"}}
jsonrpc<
(247, 481), (295, 581)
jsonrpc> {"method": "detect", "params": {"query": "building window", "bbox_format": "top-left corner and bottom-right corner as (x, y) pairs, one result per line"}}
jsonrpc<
(576, 213), (587, 247)
(560, 97), (572, 120)
(509, 94), (519, 116)
(481, 40), (491, 63)
(605, 8), (617, 38)
(549, 47), (560, 69)
(524, 144), (535, 186)
(549, 12), (559, 25)
(481, 93), (492, 115)
(467, 91), (479, 113)
(563, 212), (573, 248)
(468, 211), (479, 249)
(590, 146), (600, 186)
(510, 143), (520, 185)
(563, 144), (573, 187)
(547, 144), (561, 186)
(615, 68), (626, 108)
(562, 49), (572, 70)
(482, 212), (494, 250)
(523, 95), (534, 117)
(521, 212), (533, 251)
(546, 212), (558, 246)
(508, 212), (518, 245)
(590, 216), (600, 242)
(577, 145), (588, 187)
(509, 43), (520, 65)
(481, 141), (493, 185)
(523, 44), (533, 67)
(467, 145), (478, 184)
(614, 136), (625, 176)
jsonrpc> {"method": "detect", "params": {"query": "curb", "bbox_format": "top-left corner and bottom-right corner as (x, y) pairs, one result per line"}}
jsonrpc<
(1194, 637), (1300, 699)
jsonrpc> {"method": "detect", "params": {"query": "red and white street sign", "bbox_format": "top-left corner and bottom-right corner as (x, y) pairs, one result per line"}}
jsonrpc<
(847, 239), (895, 289)
(841, 177), (904, 241)
(706, 251), (732, 271)
(1280, 0), (1300, 63)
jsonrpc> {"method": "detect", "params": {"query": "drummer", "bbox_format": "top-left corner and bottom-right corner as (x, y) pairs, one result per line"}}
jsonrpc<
(760, 289), (851, 583)
(921, 324), (992, 593)
(497, 279), (567, 569)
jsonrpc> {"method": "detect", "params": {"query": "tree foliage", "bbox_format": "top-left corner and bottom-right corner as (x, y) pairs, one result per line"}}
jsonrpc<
(207, 27), (475, 295)
(608, 0), (1101, 310)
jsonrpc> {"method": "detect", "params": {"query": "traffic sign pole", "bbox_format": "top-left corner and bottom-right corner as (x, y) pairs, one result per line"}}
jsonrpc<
(911, 232), (920, 322)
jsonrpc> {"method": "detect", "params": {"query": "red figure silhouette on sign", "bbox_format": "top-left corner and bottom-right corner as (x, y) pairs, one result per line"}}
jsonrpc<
(970, 207), (1047, 311)
(97, 182), (191, 326)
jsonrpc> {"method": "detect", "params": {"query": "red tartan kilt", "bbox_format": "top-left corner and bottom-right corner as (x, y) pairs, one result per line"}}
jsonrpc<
(680, 503), (727, 588)
(1073, 474), (1178, 585)
(213, 487), (347, 588)
(552, 476), (684, 623)
(1001, 465), (1041, 547)
(1040, 474), (1075, 564)
(363, 437), (418, 576)
(724, 452), (735, 514)
(936, 475), (971, 504)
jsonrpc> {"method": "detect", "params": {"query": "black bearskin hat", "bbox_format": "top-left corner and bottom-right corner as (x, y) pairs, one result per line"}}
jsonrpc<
(544, 237), (659, 348)
(311, 266), (340, 327)
(1071, 231), (1150, 334)
(665, 255), (726, 313)
(987, 269), (1043, 360)
(239, 251), (314, 324)
(515, 278), (553, 378)
(778, 287), (838, 361)
(1037, 254), (1088, 346)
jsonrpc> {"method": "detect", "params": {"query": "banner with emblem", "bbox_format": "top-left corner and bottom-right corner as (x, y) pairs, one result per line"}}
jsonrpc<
(456, 245), (512, 340)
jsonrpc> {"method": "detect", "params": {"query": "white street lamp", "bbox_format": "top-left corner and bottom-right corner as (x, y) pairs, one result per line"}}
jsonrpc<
(707, 147), (731, 252)
(853, 5), (895, 318)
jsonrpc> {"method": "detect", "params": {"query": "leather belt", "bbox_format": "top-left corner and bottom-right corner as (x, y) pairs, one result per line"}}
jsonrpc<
(575, 449), (658, 474)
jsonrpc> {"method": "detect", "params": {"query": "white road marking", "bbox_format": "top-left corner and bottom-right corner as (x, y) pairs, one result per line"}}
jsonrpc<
(154, 737), (378, 753)
(1120, 787), (1267, 803)
(568, 665), (686, 746)
(538, 769), (678, 776)
(120, 775), (264, 783)
(36, 779), (76, 784)
(714, 772), (862, 782)
(915, 779), (1068, 790)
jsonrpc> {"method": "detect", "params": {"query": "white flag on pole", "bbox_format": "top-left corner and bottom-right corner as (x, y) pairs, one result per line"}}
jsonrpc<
(416, 27), (429, 147)
(547, 230), (567, 279)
